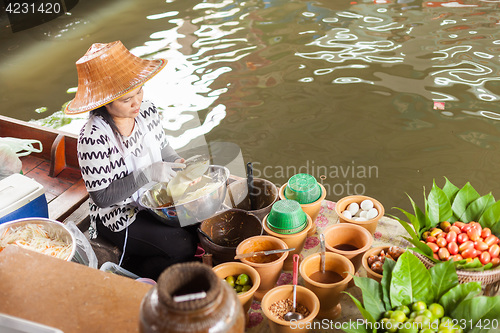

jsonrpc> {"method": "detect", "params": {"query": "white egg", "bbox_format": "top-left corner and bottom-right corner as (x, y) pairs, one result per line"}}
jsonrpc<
(347, 202), (359, 215)
(366, 208), (379, 219)
(355, 217), (368, 221)
(360, 199), (374, 211)
(342, 210), (352, 219)
(360, 210), (368, 218)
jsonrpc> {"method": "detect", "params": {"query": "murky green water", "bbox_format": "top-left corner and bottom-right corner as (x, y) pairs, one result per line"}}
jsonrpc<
(1, 0), (500, 212)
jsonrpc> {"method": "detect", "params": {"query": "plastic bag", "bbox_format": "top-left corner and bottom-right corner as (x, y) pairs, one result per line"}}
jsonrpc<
(0, 137), (43, 157)
(0, 144), (22, 180)
(65, 220), (98, 269)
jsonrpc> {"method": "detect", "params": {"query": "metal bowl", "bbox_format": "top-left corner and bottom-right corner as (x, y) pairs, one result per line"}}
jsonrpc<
(0, 218), (76, 261)
(139, 165), (230, 227)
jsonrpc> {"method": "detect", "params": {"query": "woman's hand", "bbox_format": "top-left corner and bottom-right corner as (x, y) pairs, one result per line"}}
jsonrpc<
(175, 158), (185, 163)
(144, 161), (186, 183)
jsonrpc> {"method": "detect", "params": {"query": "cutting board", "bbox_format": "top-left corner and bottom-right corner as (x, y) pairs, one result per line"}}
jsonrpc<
(0, 246), (152, 333)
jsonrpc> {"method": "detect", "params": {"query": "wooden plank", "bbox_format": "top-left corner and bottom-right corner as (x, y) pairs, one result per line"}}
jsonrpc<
(0, 115), (79, 169)
(48, 179), (89, 221)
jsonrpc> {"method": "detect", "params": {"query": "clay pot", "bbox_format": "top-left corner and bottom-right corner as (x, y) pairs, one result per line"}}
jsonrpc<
(322, 223), (373, 274)
(334, 195), (384, 234)
(362, 246), (405, 283)
(197, 209), (263, 265)
(236, 235), (288, 301)
(224, 178), (279, 222)
(262, 213), (312, 271)
(279, 183), (326, 237)
(300, 252), (355, 320)
(139, 262), (245, 333)
(212, 262), (261, 317)
(261, 285), (320, 333)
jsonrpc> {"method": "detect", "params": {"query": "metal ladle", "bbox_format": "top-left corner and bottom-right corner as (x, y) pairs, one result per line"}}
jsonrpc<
(284, 254), (304, 322)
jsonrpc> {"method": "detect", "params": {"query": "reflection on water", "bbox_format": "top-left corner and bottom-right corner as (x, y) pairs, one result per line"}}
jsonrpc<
(1, 0), (500, 212)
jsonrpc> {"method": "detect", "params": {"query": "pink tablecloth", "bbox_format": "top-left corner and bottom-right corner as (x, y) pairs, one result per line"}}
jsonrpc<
(245, 200), (410, 333)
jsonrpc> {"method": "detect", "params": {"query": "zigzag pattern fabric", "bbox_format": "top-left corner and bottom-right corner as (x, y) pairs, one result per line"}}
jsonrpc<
(78, 100), (168, 233)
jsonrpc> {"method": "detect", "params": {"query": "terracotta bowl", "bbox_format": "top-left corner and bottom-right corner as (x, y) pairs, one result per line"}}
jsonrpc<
(334, 195), (384, 235)
(262, 213), (312, 271)
(212, 262), (261, 315)
(322, 223), (373, 273)
(261, 285), (320, 333)
(236, 235), (288, 301)
(361, 246), (389, 283)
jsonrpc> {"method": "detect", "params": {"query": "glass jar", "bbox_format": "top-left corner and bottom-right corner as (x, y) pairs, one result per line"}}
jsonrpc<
(139, 262), (245, 333)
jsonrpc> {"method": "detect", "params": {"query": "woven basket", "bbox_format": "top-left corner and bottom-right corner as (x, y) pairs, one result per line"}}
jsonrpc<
(413, 251), (500, 288)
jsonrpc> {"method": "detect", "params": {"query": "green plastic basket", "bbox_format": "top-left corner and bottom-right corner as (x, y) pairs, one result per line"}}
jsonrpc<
(266, 200), (307, 234)
(284, 173), (321, 204)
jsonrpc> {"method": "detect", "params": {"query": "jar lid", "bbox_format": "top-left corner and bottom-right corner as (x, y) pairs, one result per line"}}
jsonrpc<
(157, 262), (220, 311)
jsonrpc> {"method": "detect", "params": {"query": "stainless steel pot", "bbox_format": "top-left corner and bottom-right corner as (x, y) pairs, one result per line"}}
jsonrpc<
(139, 165), (230, 227)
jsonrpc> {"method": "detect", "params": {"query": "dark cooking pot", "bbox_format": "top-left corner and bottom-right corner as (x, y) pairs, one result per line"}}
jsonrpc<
(198, 209), (263, 265)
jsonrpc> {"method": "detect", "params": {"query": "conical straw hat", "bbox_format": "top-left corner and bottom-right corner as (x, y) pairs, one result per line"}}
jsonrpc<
(64, 41), (167, 114)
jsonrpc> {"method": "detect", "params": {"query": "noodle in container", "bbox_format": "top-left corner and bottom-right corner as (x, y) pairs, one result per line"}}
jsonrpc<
(0, 218), (76, 261)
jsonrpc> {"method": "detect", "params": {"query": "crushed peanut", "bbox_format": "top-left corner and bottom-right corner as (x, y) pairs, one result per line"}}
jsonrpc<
(268, 299), (310, 320)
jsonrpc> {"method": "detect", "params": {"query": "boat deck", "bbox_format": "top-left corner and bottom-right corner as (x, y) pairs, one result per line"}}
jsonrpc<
(21, 154), (87, 222)
(0, 115), (88, 222)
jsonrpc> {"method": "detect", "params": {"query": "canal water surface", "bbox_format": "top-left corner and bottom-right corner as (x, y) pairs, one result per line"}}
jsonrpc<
(1, 0), (500, 212)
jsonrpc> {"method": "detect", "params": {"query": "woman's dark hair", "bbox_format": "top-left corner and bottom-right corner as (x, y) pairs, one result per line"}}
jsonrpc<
(90, 105), (123, 143)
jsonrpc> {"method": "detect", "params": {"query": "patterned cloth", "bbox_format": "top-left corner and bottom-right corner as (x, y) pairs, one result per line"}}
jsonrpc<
(78, 100), (168, 236)
(245, 200), (410, 333)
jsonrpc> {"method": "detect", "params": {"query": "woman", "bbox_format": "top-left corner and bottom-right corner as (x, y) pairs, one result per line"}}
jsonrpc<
(65, 41), (198, 279)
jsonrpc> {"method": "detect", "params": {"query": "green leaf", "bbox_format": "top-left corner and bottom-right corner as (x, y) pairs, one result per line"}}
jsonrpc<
(389, 215), (434, 258)
(451, 296), (500, 333)
(392, 207), (419, 235)
(429, 260), (458, 301)
(463, 193), (495, 223)
(389, 251), (433, 307)
(380, 258), (397, 310)
(478, 200), (500, 234)
(427, 180), (453, 226)
(442, 177), (460, 203)
(451, 182), (480, 222)
(407, 193), (428, 236)
(352, 276), (387, 321)
(343, 292), (375, 333)
(439, 281), (482, 315)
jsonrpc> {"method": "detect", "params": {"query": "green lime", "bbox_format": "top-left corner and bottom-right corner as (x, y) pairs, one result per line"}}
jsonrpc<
(416, 309), (433, 319)
(414, 315), (431, 329)
(409, 311), (419, 319)
(384, 310), (394, 318)
(398, 321), (419, 333)
(420, 329), (434, 333)
(241, 284), (251, 292)
(235, 284), (243, 293)
(225, 275), (235, 288)
(390, 310), (408, 323)
(386, 319), (399, 333)
(411, 301), (427, 312)
(396, 305), (411, 316)
(429, 303), (445, 319)
(236, 273), (250, 286)
(437, 328), (453, 333)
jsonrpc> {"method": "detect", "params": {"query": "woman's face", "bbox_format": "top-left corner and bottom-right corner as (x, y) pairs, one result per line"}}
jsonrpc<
(105, 85), (144, 121)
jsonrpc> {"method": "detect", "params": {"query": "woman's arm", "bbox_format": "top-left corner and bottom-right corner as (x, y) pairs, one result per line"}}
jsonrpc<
(89, 170), (149, 208)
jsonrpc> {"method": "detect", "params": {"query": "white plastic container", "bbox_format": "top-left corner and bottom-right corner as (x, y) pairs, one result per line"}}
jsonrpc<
(0, 313), (63, 333)
(0, 173), (48, 224)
